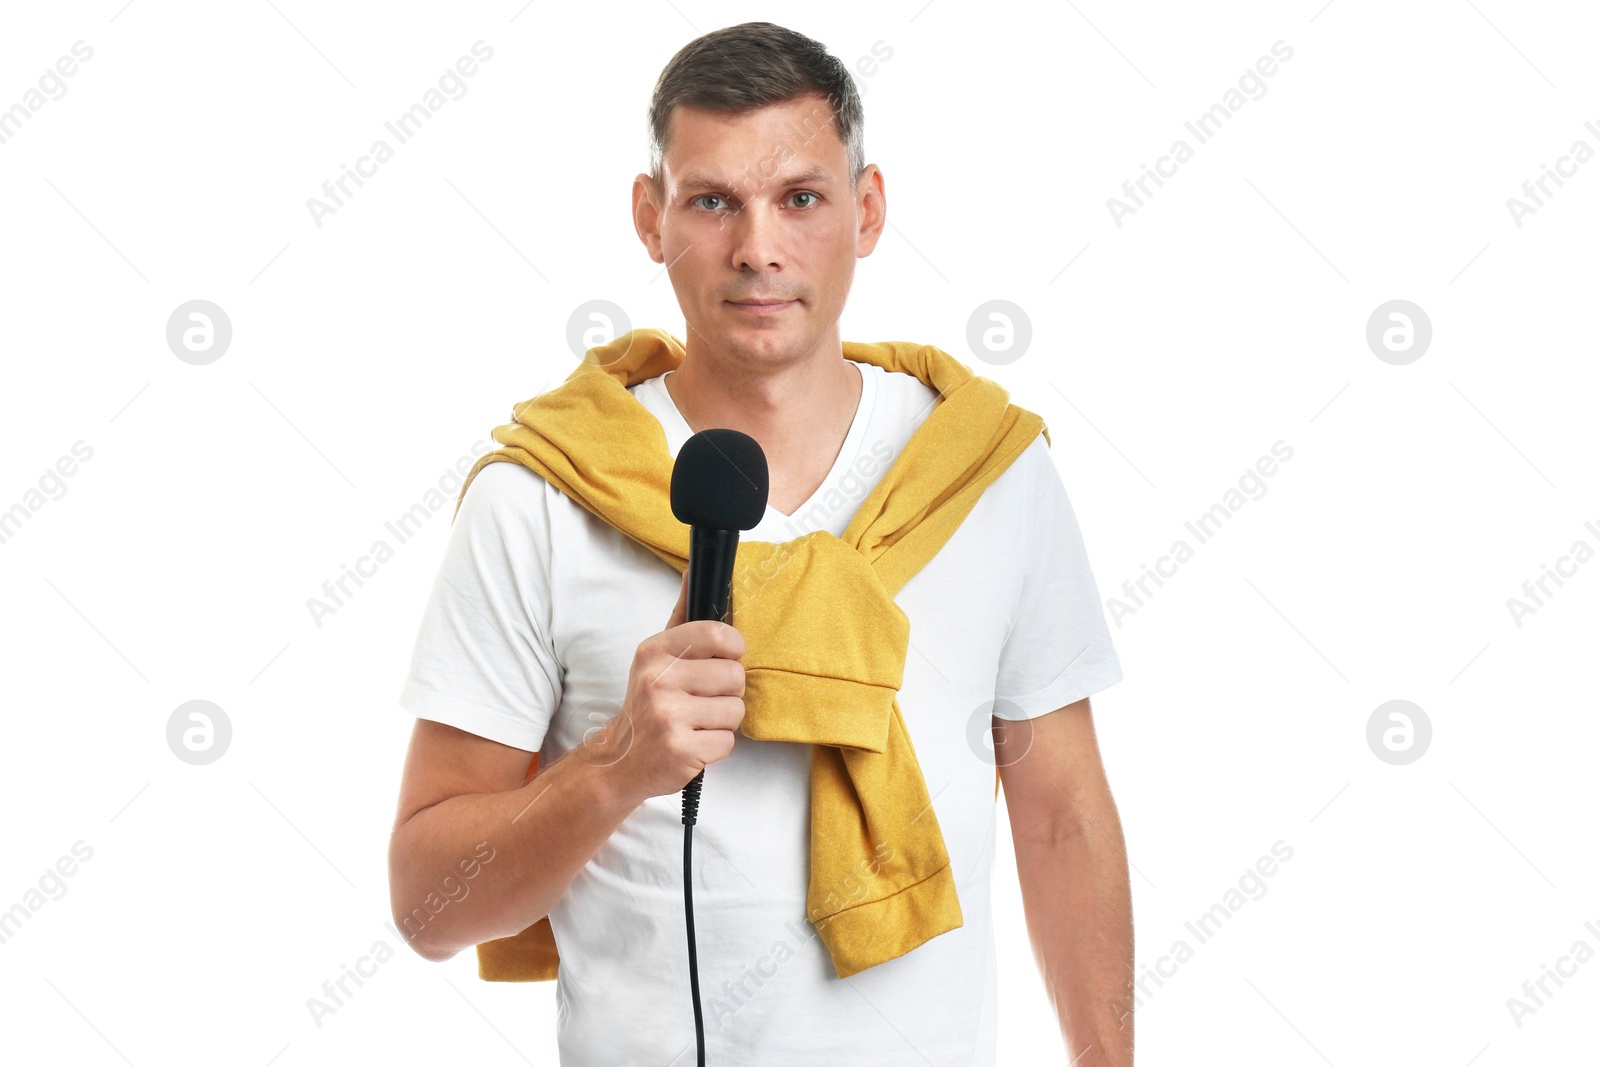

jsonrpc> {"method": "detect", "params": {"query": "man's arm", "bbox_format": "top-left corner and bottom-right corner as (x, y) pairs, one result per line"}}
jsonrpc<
(388, 718), (642, 962)
(389, 565), (745, 963)
(995, 696), (1133, 1067)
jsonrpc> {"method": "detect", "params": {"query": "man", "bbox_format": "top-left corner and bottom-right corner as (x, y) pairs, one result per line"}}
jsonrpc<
(389, 21), (1132, 1066)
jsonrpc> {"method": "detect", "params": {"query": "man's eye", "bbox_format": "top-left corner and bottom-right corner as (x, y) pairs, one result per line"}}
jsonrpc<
(692, 193), (819, 211)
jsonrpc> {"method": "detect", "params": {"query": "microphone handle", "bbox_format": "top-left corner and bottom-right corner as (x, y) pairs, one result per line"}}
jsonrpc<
(685, 526), (739, 626)
(681, 525), (739, 820)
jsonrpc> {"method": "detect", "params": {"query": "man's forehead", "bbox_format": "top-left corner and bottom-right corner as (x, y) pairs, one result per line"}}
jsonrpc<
(660, 96), (846, 191)
(670, 163), (837, 192)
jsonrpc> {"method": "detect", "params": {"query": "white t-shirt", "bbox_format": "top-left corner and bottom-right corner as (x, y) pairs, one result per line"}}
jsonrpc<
(399, 357), (1123, 1065)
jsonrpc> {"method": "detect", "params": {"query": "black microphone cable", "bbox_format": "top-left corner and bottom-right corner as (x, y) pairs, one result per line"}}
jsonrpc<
(682, 767), (707, 1066)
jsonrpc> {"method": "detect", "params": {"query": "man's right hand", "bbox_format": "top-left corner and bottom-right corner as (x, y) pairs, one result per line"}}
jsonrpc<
(600, 566), (747, 801)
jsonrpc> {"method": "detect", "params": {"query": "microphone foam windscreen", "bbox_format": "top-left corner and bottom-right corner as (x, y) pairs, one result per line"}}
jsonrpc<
(670, 428), (769, 530)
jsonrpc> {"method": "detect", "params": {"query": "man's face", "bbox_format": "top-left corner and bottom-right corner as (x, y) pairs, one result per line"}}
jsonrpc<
(633, 93), (884, 365)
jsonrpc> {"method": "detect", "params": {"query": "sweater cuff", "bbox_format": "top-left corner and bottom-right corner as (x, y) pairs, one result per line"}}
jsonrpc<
(811, 859), (965, 979)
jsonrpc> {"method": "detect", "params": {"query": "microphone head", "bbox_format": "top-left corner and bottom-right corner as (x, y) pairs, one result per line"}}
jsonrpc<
(670, 428), (769, 530)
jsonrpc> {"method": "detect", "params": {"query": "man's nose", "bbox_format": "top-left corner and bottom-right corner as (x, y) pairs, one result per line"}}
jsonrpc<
(726, 202), (784, 273)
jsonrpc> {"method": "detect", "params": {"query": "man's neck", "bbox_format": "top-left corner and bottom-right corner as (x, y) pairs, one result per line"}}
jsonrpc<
(665, 328), (864, 515)
(662, 331), (864, 454)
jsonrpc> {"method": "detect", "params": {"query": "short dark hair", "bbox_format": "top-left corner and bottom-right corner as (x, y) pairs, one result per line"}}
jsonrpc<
(647, 22), (864, 193)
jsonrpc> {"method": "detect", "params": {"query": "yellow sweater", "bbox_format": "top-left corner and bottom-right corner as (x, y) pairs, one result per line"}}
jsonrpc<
(453, 328), (1048, 982)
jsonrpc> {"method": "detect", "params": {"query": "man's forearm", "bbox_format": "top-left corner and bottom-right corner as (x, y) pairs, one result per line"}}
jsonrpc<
(389, 748), (641, 961)
(1013, 800), (1134, 1066)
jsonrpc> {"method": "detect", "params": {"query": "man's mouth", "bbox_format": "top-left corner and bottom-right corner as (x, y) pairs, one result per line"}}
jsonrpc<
(726, 299), (797, 314)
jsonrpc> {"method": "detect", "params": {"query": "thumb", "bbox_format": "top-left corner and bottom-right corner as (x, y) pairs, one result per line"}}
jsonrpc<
(666, 565), (689, 630)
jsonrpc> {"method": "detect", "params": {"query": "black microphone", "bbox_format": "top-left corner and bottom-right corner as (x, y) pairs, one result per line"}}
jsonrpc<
(670, 427), (769, 628)
(668, 427), (767, 1067)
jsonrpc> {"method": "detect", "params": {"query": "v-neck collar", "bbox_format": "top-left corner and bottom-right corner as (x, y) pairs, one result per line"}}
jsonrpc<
(650, 359), (876, 524)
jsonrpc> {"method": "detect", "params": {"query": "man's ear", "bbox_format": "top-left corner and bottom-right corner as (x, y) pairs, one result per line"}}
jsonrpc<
(633, 173), (665, 264)
(854, 163), (886, 259)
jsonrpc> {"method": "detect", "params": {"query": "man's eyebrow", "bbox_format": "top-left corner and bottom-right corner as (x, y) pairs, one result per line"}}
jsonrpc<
(675, 167), (836, 193)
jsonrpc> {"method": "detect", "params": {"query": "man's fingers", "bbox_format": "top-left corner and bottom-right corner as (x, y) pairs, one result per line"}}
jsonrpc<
(664, 567), (744, 660)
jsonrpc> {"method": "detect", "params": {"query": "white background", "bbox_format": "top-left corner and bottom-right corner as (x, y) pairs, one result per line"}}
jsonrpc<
(2, 1), (1596, 1063)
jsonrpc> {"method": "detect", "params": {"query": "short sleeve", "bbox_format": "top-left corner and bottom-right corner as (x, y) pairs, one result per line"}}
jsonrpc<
(992, 437), (1123, 719)
(397, 460), (563, 752)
